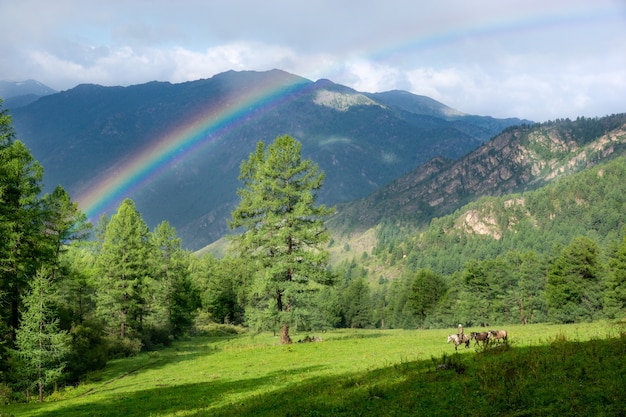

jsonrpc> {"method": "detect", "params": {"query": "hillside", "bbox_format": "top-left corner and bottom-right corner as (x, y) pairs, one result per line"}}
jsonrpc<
(7, 70), (527, 249)
(383, 152), (626, 276)
(339, 139), (624, 292)
(329, 114), (626, 236)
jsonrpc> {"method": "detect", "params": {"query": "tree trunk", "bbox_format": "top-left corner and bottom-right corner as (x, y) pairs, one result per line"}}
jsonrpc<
(280, 324), (292, 344)
(515, 294), (528, 325)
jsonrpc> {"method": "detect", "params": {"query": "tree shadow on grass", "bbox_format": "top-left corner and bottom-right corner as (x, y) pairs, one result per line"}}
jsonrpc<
(75, 335), (234, 399)
(26, 366), (326, 417)
(200, 337), (626, 417)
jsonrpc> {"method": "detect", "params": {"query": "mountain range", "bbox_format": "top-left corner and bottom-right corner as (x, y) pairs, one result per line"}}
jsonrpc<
(4, 69), (529, 250)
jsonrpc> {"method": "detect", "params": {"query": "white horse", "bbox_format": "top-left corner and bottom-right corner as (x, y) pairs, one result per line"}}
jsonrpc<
(447, 334), (470, 350)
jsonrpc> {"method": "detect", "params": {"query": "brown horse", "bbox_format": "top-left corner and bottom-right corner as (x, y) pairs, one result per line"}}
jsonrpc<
(489, 329), (508, 344)
(470, 331), (491, 346)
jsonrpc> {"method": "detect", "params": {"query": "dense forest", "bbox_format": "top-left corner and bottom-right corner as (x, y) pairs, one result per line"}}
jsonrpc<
(1, 101), (625, 403)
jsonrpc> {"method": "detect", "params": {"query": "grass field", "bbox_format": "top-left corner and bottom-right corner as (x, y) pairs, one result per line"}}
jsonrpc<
(2, 322), (624, 416)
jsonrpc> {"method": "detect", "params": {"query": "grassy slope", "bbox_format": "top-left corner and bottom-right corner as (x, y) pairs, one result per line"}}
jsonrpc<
(3, 322), (624, 417)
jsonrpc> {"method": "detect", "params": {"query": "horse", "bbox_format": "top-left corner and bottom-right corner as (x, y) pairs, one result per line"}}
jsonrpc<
(470, 331), (491, 346)
(489, 329), (508, 344)
(447, 334), (470, 350)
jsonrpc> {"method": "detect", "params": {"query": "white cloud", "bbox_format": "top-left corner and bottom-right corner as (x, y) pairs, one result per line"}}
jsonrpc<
(1, 0), (625, 121)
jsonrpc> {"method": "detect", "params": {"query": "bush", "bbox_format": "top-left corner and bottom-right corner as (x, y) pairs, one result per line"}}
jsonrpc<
(66, 321), (109, 383)
(0, 383), (12, 405)
(193, 322), (247, 337)
(106, 336), (142, 359)
(141, 325), (173, 351)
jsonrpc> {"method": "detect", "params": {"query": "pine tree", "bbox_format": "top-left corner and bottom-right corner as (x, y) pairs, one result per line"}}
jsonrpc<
(12, 267), (69, 402)
(229, 135), (334, 342)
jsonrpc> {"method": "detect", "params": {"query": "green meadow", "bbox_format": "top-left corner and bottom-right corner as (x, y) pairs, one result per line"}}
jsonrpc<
(3, 322), (624, 417)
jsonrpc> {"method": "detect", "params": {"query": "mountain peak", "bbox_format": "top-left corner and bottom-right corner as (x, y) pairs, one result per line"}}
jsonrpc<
(0, 79), (57, 99)
(366, 90), (466, 119)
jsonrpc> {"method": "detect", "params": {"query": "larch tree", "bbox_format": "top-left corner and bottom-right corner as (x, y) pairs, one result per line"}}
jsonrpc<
(547, 236), (604, 323)
(408, 269), (447, 329)
(40, 185), (91, 270)
(149, 221), (196, 336)
(604, 233), (626, 320)
(95, 198), (151, 340)
(228, 135), (334, 343)
(12, 267), (69, 402)
(0, 103), (45, 341)
(342, 277), (373, 329)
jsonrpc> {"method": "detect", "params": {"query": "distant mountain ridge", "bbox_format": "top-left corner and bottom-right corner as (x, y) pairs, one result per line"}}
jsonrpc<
(0, 79), (57, 108)
(7, 70), (529, 249)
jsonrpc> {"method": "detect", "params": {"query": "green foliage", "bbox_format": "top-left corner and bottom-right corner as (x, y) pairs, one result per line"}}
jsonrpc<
(11, 267), (70, 402)
(364, 155), (626, 327)
(95, 199), (151, 340)
(605, 234), (626, 319)
(0, 130), (45, 341)
(384, 276), (419, 329)
(148, 221), (196, 337)
(408, 269), (447, 328)
(40, 186), (91, 266)
(547, 236), (605, 323)
(309, 286), (342, 330)
(341, 278), (373, 328)
(0, 102), (93, 397)
(191, 255), (248, 326)
(56, 245), (96, 327)
(64, 321), (108, 383)
(228, 135), (335, 339)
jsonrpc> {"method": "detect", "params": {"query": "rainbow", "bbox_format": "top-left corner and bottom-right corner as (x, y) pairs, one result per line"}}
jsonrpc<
(75, 73), (312, 221)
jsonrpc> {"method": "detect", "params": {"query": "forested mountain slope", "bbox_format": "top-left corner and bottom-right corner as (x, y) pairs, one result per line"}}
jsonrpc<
(329, 114), (626, 236)
(377, 153), (626, 276)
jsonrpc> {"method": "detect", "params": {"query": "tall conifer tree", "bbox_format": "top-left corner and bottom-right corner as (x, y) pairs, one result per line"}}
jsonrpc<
(547, 236), (604, 323)
(13, 267), (69, 402)
(95, 198), (150, 340)
(0, 102), (45, 341)
(149, 221), (195, 336)
(229, 135), (334, 342)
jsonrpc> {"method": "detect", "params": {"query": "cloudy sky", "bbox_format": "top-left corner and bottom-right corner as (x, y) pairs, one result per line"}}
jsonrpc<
(1, 0), (624, 121)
